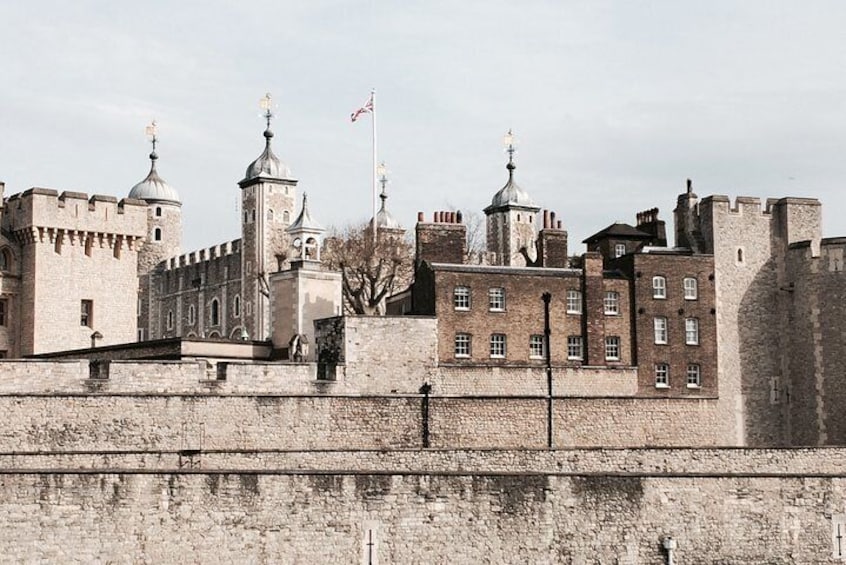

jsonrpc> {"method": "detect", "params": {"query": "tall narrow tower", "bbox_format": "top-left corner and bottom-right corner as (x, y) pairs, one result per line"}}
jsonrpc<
(130, 121), (182, 341)
(238, 93), (298, 341)
(131, 121), (183, 274)
(484, 130), (541, 266)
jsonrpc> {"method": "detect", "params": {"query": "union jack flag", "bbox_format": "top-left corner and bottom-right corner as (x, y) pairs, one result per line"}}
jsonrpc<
(350, 93), (374, 122)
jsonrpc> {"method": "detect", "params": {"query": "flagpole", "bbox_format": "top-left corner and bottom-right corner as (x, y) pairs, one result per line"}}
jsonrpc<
(371, 88), (378, 246)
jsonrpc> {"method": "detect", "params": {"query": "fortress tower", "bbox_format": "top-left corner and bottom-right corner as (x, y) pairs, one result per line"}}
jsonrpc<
(131, 122), (183, 275)
(130, 122), (183, 341)
(238, 94), (298, 341)
(674, 185), (822, 446)
(484, 130), (540, 266)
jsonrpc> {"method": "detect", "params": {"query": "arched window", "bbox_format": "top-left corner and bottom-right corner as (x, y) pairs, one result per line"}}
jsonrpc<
(0, 248), (11, 272)
(210, 299), (220, 326)
(154, 227), (162, 241)
(268, 209), (274, 221)
(283, 211), (290, 223)
(305, 237), (318, 260)
(166, 310), (174, 330)
(233, 295), (241, 318)
(155, 207), (162, 217)
(737, 248), (744, 263)
(188, 305), (195, 325)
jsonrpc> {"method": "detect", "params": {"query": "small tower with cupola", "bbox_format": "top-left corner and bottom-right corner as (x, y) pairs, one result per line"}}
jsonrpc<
(369, 161), (405, 243)
(484, 130), (541, 266)
(238, 93), (299, 341)
(131, 121), (183, 342)
(270, 193), (342, 361)
(131, 121), (183, 275)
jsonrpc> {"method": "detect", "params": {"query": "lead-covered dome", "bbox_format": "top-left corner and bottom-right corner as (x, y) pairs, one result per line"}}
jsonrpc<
(487, 161), (537, 210)
(129, 151), (181, 205)
(243, 129), (292, 181)
(373, 188), (402, 229)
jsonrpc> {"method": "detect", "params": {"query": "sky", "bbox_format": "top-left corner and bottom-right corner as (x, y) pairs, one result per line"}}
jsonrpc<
(2, 1), (846, 253)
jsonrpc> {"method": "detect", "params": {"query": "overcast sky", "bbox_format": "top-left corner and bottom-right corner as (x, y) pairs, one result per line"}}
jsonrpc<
(2, 1), (846, 252)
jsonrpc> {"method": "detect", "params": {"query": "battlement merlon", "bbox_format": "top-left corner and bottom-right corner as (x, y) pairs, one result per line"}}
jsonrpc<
(164, 239), (242, 271)
(3, 188), (148, 238)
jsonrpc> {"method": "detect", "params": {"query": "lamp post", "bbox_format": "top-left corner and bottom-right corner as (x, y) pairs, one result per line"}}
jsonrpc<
(542, 292), (553, 449)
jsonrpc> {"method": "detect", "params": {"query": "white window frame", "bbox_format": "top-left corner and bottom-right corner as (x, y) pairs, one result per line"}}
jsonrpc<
(488, 287), (505, 311)
(489, 334), (506, 358)
(614, 243), (626, 258)
(687, 364), (701, 388)
(685, 318), (699, 345)
(529, 335), (545, 359)
(455, 333), (471, 358)
(567, 336), (583, 360)
(604, 291), (619, 315)
(655, 363), (670, 388)
(654, 316), (668, 344)
(454, 286), (470, 310)
(566, 290), (582, 314)
(652, 276), (666, 299)
(605, 336), (621, 361)
(683, 277), (698, 300)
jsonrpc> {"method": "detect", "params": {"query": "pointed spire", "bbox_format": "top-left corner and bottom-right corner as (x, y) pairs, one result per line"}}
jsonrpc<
(260, 92), (274, 148)
(503, 128), (516, 182)
(372, 162), (402, 229)
(145, 120), (159, 173)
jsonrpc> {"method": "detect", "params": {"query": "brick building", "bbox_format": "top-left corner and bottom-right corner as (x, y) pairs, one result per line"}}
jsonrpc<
(396, 154), (717, 398)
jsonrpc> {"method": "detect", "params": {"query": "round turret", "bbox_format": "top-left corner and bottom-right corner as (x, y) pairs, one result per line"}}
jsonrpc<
(489, 162), (536, 209)
(243, 129), (292, 181)
(129, 151), (181, 205)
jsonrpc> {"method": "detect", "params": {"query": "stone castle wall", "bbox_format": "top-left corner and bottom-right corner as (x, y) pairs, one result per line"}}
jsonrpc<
(693, 195), (822, 447)
(1, 449), (845, 563)
(0, 362), (724, 451)
(786, 238), (846, 446)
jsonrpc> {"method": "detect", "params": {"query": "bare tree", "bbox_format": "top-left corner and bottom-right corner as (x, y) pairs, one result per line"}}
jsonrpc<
(462, 209), (487, 264)
(444, 204), (486, 264)
(322, 223), (414, 315)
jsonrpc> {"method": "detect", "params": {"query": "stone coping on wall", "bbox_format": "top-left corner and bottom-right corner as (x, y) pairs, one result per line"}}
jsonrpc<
(0, 447), (843, 475)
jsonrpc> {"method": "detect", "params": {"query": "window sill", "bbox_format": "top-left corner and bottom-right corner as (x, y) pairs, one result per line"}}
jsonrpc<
(488, 309), (505, 313)
(686, 384), (701, 389)
(655, 383), (670, 389)
(604, 312), (620, 316)
(653, 296), (666, 300)
(567, 357), (583, 361)
(489, 355), (505, 359)
(454, 307), (470, 312)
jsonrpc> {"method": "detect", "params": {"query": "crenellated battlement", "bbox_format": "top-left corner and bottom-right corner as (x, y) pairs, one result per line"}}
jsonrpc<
(2, 187), (148, 239)
(164, 239), (242, 271)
